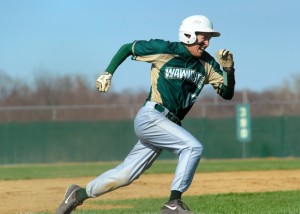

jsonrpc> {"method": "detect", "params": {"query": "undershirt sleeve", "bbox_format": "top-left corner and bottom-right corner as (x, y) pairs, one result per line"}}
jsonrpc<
(105, 43), (134, 75)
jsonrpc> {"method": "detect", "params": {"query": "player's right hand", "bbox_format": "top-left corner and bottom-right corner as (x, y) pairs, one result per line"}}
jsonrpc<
(96, 71), (112, 92)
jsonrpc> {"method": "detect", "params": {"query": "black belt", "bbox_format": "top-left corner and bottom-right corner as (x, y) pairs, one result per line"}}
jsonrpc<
(154, 103), (181, 126)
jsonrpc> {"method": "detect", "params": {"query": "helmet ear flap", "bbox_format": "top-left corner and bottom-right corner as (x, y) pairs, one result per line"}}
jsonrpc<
(179, 31), (197, 44)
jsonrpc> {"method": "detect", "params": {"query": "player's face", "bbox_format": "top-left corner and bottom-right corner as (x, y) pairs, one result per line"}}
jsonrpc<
(185, 33), (212, 58)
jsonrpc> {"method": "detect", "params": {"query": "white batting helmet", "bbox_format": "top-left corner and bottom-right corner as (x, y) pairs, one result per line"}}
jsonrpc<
(179, 15), (220, 44)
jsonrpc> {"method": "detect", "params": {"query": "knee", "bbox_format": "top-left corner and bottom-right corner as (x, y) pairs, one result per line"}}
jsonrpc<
(111, 168), (135, 187)
(182, 142), (203, 158)
(185, 141), (203, 158)
(193, 143), (203, 157)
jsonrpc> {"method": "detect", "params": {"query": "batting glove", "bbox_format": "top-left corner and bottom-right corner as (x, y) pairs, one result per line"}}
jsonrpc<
(96, 71), (112, 92)
(215, 49), (234, 71)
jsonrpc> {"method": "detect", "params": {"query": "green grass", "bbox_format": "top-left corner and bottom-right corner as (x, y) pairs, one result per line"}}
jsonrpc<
(36, 190), (300, 214)
(0, 158), (300, 180)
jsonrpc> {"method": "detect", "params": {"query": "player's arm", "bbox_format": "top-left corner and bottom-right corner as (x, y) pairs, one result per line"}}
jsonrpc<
(209, 70), (235, 100)
(96, 42), (134, 92)
(215, 49), (235, 99)
(209, 49), (235, 100)
(217, 68), (235, 100)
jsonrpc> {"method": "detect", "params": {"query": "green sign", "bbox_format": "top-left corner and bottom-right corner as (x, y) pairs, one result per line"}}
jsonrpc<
(236, 103), (251, 143)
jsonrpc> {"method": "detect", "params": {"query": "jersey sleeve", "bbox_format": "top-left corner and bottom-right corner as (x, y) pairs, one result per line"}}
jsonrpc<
(131, 39), (167, 63)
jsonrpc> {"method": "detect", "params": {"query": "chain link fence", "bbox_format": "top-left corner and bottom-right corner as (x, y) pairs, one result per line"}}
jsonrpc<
(0, 101), (299, 122)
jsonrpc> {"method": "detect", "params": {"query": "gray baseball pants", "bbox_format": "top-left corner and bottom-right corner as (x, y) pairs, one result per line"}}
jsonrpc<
(86, 101), (203, 197)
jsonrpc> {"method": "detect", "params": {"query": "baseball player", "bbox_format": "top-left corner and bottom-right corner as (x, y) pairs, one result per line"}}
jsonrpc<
(56, 15), (235, 214)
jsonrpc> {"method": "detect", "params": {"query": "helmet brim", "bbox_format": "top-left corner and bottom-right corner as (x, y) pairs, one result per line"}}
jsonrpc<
(196, 30), (221, 37)
(211, 32), (221, 37)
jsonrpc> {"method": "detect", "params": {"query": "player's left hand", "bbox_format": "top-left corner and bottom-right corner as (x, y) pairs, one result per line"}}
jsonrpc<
(215, 49), (234, 71)
(96, 71), (112, 92)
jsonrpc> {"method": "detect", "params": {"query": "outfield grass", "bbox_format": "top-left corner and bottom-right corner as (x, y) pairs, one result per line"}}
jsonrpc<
(88, 190), (300, 214)
(0, 158), (300, 180)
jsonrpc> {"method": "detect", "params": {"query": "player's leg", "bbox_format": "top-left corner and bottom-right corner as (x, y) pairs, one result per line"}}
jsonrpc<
(86, 140), (162, 197)
(135, 101), (203, 213)
(56, 140), (161, 214)
(157, 124), (201, 214)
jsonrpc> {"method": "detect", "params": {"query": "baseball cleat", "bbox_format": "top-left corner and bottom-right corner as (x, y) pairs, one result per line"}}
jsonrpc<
(161, 199), (193, 214)
(56, 184), (83, 214)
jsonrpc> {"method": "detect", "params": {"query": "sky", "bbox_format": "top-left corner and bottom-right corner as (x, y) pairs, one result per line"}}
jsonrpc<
(1, 0), (300, 93)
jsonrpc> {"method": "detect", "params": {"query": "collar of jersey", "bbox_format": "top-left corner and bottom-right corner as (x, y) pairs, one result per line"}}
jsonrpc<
(178, 42), (202, 61)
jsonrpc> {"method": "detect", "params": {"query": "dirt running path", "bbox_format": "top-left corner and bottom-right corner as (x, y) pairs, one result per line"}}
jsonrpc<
(1, 170), (300, 213)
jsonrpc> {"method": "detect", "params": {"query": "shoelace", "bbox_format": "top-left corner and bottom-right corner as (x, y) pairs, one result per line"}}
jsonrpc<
(177, 199), (191, 211)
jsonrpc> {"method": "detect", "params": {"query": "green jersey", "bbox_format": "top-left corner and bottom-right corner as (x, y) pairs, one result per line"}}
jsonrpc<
(106, 39), (235, 120)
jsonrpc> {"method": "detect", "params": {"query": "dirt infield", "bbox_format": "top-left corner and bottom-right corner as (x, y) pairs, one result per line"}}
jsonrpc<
(1, 170), (300, 213)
